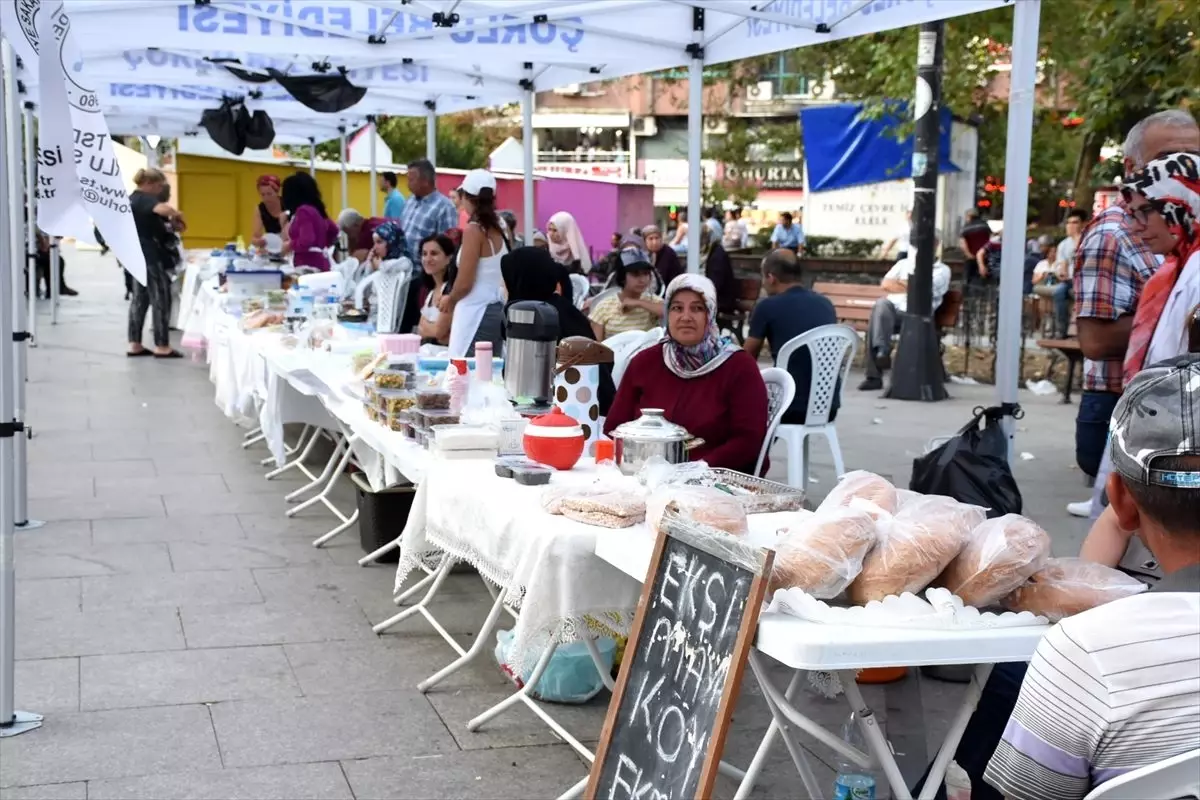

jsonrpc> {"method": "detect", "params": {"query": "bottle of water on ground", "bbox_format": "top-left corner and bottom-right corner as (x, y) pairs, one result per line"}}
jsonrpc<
(833, 712), (877, 800)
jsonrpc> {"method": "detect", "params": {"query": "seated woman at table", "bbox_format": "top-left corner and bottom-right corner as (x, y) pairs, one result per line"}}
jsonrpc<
(417, 233), (457, 346)
(502, 246), (614, 414)
(280, 172), (339, 271)
(589, 248), (663, 340)
(250, 174), (286, 251)
(603, 274), (767, 473)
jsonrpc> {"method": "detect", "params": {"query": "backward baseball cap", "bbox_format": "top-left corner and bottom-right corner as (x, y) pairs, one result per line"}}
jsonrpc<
(1109, 353), (1200, 488)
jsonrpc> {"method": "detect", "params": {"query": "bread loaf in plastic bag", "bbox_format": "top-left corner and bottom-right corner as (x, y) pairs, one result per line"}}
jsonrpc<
(937, 514), (1052, 608)
(847, 494), (986, 604)
(768, 508), (877, 598)
(818, 471), (898, 520)
(647, 485), (748, 537)
(1001, 557), (1147, 621)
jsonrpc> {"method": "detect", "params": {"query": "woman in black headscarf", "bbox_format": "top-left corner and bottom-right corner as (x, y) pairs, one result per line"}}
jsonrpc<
(501, 246), (614, 413)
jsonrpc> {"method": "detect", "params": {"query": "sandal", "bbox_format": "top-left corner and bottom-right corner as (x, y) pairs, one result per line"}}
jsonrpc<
(153, 350), (185, 359)
(126, 349), (152, 357)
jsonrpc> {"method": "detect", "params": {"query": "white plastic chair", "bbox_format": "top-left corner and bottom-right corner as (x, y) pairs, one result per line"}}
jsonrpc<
(772, 324), (858, 488)
(1082, 749), (1200, 800)
(605, 327), (663, 388)
(569, 274), (590, 310)
(757, 367), (795, 478)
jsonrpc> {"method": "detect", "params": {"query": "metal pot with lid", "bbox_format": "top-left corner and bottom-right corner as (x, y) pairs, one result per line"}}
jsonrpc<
(610, 408), (699, 476)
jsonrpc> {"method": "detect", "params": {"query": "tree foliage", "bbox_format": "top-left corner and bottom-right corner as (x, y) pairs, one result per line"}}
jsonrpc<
(307, 108), (517, 171)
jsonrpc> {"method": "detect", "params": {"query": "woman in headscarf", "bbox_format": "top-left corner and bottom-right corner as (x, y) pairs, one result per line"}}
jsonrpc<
(547, 211), (592, 275)
(604, 274), (768, 473)
(502, 246), (614, 413)
(250, 174), (285, 250)
(355, 221), (414, 330)
(640, 223), (684, 286)
(280, 172), (339, 271)
(1120, 151), (1200, 380)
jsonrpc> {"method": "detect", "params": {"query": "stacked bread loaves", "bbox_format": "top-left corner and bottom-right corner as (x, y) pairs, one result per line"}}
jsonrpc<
(768, 508), (877, 598)
(846, 494), (987, 604)
(937, 514), (1052, 607)
(647, 485), (749, 537)
(1001, 557), (1148, 621)
(817, 470), (898, 520)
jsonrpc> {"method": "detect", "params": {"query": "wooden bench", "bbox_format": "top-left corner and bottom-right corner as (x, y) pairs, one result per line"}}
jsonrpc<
(812, 282), (963, 335)
(1037, 322), (1081, 404)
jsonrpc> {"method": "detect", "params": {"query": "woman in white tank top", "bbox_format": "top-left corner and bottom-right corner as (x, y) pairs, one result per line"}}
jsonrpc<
(440, 170), (508, 357)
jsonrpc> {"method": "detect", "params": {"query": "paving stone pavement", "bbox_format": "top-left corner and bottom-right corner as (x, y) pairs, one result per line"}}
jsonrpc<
(1, 248), (1089, 798)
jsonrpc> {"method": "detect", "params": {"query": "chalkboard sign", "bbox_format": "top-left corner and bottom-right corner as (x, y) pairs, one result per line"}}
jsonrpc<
(586, 516), (773, 800)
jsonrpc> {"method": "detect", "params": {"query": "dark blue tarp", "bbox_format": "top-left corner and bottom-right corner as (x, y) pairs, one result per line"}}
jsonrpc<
(800, 103), (960, 192)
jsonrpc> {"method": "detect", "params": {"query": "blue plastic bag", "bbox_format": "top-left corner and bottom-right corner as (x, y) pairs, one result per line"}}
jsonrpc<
(493, 630), (615, 704)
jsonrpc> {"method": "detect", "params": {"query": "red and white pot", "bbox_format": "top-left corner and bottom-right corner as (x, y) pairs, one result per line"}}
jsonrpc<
(522, 407), (586, 471)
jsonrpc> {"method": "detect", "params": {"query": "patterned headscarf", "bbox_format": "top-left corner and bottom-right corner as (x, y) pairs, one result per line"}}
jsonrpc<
(1121, 152), (1200, 260)
(661, 274), (739, 380)
(373, 220), (408, 261)
(256, 174), (281, 192)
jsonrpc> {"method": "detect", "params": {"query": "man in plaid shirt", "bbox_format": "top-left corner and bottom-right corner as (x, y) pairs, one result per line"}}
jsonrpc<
(1070, 110), (1199, 516)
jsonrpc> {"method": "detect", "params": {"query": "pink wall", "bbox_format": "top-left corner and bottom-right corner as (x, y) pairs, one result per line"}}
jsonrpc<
(615, 184), (655, 246)
(536, 177), (654, 263)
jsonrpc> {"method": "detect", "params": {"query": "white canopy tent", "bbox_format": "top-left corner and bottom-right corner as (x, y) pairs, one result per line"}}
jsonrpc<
(0, 0), (1043, 739)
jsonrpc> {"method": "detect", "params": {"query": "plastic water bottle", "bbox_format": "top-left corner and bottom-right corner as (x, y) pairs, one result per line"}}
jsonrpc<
(833, 713), (877, 800)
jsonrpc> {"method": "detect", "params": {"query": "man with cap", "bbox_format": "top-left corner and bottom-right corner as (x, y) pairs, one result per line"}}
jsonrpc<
(982, 354), (1200, 800)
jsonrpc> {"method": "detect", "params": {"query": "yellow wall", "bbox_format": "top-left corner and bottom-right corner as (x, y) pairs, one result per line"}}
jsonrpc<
(175, 154), (398, 250)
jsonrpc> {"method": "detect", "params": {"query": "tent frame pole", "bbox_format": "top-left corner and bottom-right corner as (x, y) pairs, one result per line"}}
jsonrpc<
(521, 64), (535, 245)
(2, 44), (38, 532)
(686, 9), (704, 273)
(308, 138), (316, 177)
(994, 0), (1041, 461)
(338, 125), (348, 211)
(368, 116), (378, 217)
(0, 31), (43, 740)
(425, 101), (437, 166)
(22, 104), (34, 353)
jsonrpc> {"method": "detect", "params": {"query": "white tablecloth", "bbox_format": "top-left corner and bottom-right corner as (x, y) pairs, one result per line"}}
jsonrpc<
(394, 459), (643, 675)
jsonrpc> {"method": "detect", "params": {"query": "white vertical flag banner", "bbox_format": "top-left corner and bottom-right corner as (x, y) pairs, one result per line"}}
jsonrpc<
(8, 0), (145, 283)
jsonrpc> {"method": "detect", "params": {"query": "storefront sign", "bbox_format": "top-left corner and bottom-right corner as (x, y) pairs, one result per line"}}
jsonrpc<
(720, 162), (804, 189)
(537, 162), (628, 179)
(804, 178), (913, 241)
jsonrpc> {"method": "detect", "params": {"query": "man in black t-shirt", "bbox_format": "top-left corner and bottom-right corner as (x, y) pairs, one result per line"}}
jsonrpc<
(743, 250), (839, 424)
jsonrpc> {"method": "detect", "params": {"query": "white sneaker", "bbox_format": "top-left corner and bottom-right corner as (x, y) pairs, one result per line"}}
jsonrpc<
(1066, 500), (1092, 517)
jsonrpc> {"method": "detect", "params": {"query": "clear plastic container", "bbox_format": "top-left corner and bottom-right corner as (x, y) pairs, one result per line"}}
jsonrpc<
(431, 424), (498, 451)
(512, 465), (553, 485)
(375, 389), (416, 417)
(415, 387), (452, 410)
(411, 408), (460, 429)
(373, 368), (413, 390)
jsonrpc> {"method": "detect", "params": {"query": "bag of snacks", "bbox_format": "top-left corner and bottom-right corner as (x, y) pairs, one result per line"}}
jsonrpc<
(768, 508), (877, 598)
(1001, 558), (1147, 622)
(818, 471), (898, 520)
(847, 494), (986, 604)
(937, 514), (1051, 608)
(647, 485), (748, 537)
(540, 482), (641, 515)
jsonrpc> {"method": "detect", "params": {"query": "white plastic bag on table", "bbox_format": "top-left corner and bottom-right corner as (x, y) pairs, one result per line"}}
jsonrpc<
(493, 630), (615, 704)
(847, 494), (987, 604)
(818, 470), (899, 520)
(636, 457), (710, 490)
(647, 484), (748, 536)
(540, 478), (643, 515)
(768, 508), (877, 598)
(937, 514), (1052, 607)
(1001, 557), (1147, 621)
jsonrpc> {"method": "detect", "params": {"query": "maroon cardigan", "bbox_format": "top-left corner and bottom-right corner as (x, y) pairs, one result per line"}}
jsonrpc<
(603, 343), (768, 474)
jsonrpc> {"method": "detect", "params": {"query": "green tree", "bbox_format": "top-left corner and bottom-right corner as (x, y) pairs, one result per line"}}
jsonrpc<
(307, 108), (518, 170)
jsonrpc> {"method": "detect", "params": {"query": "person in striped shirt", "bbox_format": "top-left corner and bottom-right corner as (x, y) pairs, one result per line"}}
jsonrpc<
(984, 355), (1200, 800)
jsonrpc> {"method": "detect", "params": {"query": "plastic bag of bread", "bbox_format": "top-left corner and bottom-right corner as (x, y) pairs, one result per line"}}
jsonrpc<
(1001, 557), (1147, 622)
(817, 471), (898, 520)
(937, 514), (1051, 608)
(768, 508), (877, 598)
(847, 494), (986, 604)
(647, 485), (748, 537)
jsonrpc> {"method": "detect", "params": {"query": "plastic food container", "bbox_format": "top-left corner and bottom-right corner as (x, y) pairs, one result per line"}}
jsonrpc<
(382, 354), (418, 372)
(411, 408), (460, 429)
(494, 456), (542, 478)
(363, 402), (379, 422)
(375, 389), (416, 416)
(414, 428), (430, 448)
(363, 384), (380, 407)
(373, 369), (413, 390)
(432, 424), (498, 452)
(415, 388), (451, 410)
(512, 465), (553, 485)
(378, 333), (421, 356)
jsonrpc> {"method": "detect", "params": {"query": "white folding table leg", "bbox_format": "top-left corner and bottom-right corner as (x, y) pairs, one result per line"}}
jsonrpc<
(838, 668), (932, 800)
(311, 509), (359, 548)
(373, 554), (458, 635)
(242, 427), (264, 448)
(285, 435), (346, 502)
(359, 533), (402, 566)
(393, 566), (438, 605)
(417, 585), (510, 693)
(289, 435), (354, 518)
(264, 425), (320, 479)
(912, 664), (991, 800)
(262, 424), (312, 466)
(739, 657), (825, 800)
